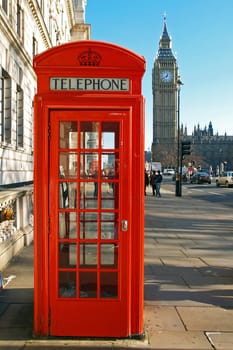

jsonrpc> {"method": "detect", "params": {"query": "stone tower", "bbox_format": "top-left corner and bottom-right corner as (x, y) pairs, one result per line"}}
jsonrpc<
(152, 17), (179, 164)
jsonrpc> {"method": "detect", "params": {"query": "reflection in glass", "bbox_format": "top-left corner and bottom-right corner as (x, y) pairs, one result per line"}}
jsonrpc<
(80, 212), (98, 239)
(59, 152), (77, 178)
(102, 132), (115, 149)
(101, 153), (116, 180)
(100, 272), (118, 298)
(80, 272), (97, 298)
(101, 212), (115, 221)
(101, 244), (117, 266)
(60, 122), (77, 148)
(80, 244), (97, 267)
(57, 121), (121, 301)
(59, 182), (77, 208)
(59, 271), (76, 298)
(101, 182), (117, 209)
(80, 153), (99, 178)
(101, 213), (118, 239)
(101, 153), (119, 180)
(59, 212), (76, 238)
(102, 122), (119, 149)
(101, 221), (117, 240)
(80, 222), (98, 239)
(80, 122), (99, 149)
(59, 243), (76, 267)
(80, 182), (98, 209)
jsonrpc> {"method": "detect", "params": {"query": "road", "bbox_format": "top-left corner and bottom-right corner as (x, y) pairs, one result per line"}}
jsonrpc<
(163, 176), (233, 209)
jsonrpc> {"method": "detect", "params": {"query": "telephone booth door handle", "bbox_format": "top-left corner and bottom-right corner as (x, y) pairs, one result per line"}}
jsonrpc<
(121, 220), (128, 232)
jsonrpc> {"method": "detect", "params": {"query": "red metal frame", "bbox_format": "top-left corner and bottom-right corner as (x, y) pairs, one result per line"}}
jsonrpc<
(33, 40), (145, 338)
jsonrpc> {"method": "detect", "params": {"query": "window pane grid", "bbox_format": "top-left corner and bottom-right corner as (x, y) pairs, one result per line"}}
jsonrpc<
(57, 120), (120, 299)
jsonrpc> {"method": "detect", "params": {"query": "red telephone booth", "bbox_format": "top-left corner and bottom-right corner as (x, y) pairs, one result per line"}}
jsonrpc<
(33, 40), (145, 338)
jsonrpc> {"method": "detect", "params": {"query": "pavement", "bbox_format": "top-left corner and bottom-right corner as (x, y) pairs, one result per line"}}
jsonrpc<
(0, 182), (233, 349)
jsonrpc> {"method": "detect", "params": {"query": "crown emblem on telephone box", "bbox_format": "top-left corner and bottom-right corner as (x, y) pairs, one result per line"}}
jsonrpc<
(78, 49), (102, 66)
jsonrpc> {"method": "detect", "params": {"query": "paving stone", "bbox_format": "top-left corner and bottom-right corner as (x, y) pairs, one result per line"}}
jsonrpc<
(144, 305), (185, 332)
(0, 303), (33, 328)
(182, 274), (233, 289)
(201, 258), (233, 267)
(206, 332), (233, 350)
(0, 340), (25, 349)
(149, 331), (212, 349)
(160, 257), (208, 267)
(177, 307), (233, 331)
(149, 248), (187, 257)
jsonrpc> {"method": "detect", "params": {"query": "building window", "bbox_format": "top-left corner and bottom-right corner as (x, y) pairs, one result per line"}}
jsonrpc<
(2, 0), (8, 13)
(32, 36), (38, 57)
(39, 0), (44, 15)
(16, 85), (24, 148)
(0, 69), (12, 144)
(17, 1), (24, 40)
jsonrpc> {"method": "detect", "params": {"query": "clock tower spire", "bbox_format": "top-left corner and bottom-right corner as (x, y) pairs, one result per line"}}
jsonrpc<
(152, 16), (179, 166)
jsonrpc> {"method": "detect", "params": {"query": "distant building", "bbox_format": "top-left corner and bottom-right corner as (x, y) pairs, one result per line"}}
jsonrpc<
(151, 17), (233, 171)
(181, 122), (233, 172)
(0, 0), (90, 186)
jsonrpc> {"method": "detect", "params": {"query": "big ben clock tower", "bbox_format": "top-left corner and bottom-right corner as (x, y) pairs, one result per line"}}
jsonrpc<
(152, 17), (179, 164)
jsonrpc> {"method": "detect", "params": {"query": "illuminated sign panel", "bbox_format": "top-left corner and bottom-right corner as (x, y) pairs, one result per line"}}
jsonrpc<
(50, 77), (129, 91)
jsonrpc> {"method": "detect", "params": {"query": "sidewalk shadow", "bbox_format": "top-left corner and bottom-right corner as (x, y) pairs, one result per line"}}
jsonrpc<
(144, 267), (233, 309)
(144, 194), (233, 309)
(0, 288), (33, 340)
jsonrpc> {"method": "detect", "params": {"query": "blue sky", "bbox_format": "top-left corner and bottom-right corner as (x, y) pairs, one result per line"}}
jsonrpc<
(86, 0), (233, 150)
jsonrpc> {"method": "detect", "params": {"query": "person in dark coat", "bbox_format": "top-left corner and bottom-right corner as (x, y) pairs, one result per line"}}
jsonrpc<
(155, 170), (163, 197)
(150, 170), (156, 196)
(145, 170), (149, 195)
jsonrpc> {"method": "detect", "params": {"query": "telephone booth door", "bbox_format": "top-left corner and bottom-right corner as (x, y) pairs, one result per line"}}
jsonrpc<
(49, 109), (131, 337)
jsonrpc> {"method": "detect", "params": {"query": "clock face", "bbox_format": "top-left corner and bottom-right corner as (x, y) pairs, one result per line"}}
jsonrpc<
(160, 70), (173, 83)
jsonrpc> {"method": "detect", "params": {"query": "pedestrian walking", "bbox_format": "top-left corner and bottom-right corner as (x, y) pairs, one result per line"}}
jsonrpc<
(150, 170), (156, 196)
(145, 170), (149, 195)
(155, 170), (163, 197)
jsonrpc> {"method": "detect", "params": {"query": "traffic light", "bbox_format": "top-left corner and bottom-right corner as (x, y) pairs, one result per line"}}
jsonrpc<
(181, 141), (191, 156)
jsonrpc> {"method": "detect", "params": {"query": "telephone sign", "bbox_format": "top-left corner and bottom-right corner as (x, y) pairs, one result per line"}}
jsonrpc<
(50, 77), (130, 91)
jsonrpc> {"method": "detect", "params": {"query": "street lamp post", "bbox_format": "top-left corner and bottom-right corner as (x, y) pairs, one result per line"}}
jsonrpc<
(175, 78), (183, 197)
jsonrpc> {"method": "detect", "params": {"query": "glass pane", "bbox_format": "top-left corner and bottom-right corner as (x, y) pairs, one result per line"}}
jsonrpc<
(101, 222), (115, 240)
(59, 212), (76, 238)
(101, 212), (115, 220)
(59, 271), (76, 298)
(80, 220), (98, 239)
(102, 122), (119, 149)
(80, 122), (99, 149)
(80, 272), (97, 298)
(59, 182), (77, 208)
(59, 243), (76, 267)
(101, 244), (118, 266)
(80, 212), (98, 221)
(60, 122), (77, 148)
(101, 182), (118, 209)
(80, 153), (99, 178)
(59, 152), (77, 178)
(80, 212), (98, 239)
(102, 132), (115, 149)
(80, 243), (97, 267)
(80, 182), (98, 209)
(101, 214), (118, 240)
(101, 153), (116, 179)
(100, 272), (118, 298)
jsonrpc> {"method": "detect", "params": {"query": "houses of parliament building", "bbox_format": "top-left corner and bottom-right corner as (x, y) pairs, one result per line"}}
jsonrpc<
(150, 18), (233, 172)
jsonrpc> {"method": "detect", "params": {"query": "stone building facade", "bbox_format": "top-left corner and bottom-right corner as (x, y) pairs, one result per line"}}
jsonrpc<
(181, 122), (233, 173)
(0, 0), (90, 186)
(0, 0), (90, 270)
